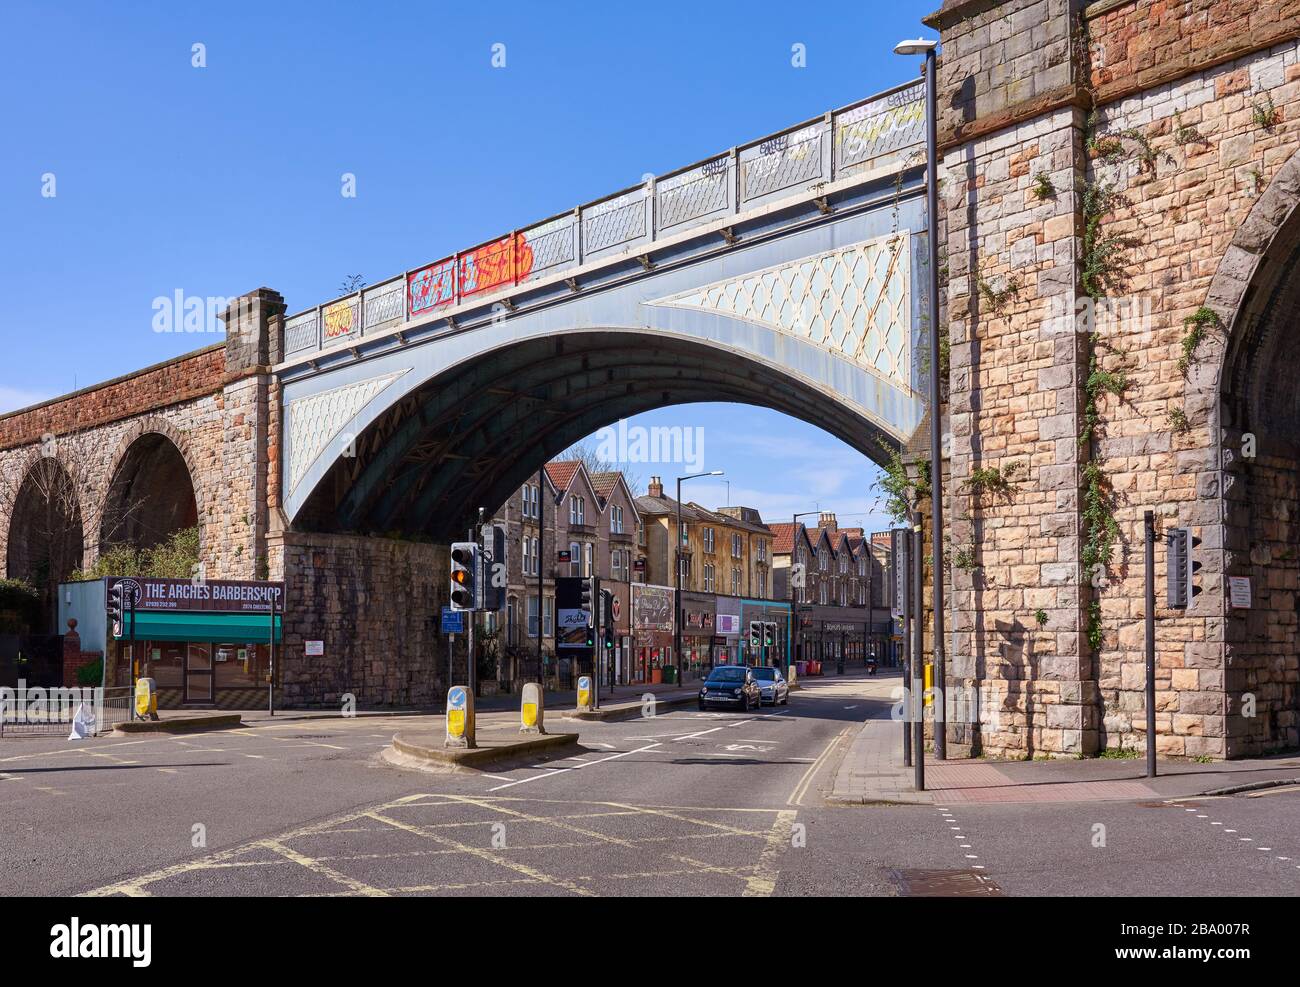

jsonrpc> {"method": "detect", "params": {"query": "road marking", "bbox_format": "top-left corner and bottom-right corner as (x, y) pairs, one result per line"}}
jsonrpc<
(265, 840), (390, 897)
(743, 809), (797, 897)
(487, 743), (663, 791)
(787, 727), (850, 806)
(365, 809), (592, 896)
(673, 726), (727, 741)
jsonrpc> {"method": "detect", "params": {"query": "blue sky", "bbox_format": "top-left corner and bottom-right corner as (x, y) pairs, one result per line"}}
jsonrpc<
(0, 0), (937, 534)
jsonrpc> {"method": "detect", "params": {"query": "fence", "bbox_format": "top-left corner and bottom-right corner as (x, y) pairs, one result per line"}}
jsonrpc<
(0, 686), (133, 738)
(282, 79), (926, 361)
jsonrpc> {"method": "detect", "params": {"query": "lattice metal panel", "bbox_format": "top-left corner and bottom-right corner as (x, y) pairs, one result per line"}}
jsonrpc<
(740, 124), (823, 202)
(835, 83), (925, 174)
(363, 279), (404, 333)
(321, 297), (361, 346)
(287, 371), (408, 493)
(520, 215), (576, 279)
(656, 157), (730, 230)
(284, 311), (320, 358)
(653, 234), (912, 386)
(582, 189), (647, 254)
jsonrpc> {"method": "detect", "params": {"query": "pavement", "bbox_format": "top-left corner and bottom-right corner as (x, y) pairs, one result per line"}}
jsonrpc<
(829, 670), (1300, 805)
(3, 666), (1297, 897)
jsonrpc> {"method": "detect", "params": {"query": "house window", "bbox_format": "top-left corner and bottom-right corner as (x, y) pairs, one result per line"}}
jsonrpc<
(531, 537), (539, 576)
(637, 521), (645, 546)
(611, 505), (624, 534)
(819, 581), (828, 605)
(758, 571), (767, 598)
(521, 536), (531, 576)
(859, 558), (866, 576)
(584, 542), (593, 578)
(731, 568), (740, 594)
(527, 596), (539, 637)
(612, 549), (623, 581)
(819, 548), (829, 571)
(703, 527), (715, 553)
(569, 541), (581, 577)
(839, 554), (848, 574)
(569, 496), (585, 525)
(703, 563), (715, 592)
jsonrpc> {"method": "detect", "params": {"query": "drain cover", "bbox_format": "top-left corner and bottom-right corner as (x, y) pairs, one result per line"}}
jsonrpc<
(888, 868), (1003, 896)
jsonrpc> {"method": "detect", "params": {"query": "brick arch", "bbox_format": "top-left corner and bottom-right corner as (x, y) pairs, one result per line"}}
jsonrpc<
(3, 449), (87, 630)
(1194, 145), (1300, 757)
(1199, 148), (1300, 413)
(99, 417), (205, 555)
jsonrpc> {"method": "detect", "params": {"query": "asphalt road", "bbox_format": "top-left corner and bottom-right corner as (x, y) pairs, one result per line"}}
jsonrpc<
(2, 674), (1297, 897)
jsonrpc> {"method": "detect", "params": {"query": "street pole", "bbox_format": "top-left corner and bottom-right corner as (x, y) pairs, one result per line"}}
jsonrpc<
(537, 464), (544, 688)
(1144, 510), (1157, 779)
(268, 590), (276, 717)
(923, 46), (947, 762)
(675, 478), (683, 685)
(901, 529), (912, 768)
(912, 521), (925, 791)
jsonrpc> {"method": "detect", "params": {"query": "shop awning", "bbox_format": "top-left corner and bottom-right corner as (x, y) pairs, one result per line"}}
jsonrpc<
(113, 611), (283, 644)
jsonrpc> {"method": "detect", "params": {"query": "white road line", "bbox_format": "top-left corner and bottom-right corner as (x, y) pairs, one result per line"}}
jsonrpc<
(487, 743), (663, 792)
(672, 726), (728, 741)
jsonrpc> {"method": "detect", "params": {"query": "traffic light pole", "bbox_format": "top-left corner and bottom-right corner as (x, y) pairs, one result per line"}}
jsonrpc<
(592, 577), (601, 711)
(912, 521), (925, 792)
(1144, 510), (1157, 779)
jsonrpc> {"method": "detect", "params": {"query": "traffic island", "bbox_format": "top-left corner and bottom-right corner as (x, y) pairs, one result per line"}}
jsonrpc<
(113, 713), (242, 735)
(386, 729), (581, 770)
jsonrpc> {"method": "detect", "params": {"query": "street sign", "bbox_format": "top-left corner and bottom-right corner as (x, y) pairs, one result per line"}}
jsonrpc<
(305, 640), (324, 657)
(441, 607), (464, 634)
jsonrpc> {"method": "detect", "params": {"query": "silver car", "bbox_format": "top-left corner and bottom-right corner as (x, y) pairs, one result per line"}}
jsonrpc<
(751, 666), (789, 706)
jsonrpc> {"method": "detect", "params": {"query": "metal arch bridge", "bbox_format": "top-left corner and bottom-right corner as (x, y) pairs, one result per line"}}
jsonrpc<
(276, 79), (932, 539)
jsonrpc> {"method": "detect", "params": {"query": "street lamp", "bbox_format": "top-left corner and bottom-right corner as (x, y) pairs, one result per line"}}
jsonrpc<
(675, 470), (724, 685)
(895, 35), (945, 770)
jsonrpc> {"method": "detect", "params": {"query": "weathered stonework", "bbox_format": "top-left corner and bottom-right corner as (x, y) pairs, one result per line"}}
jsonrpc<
(932, 0), (1300, 758)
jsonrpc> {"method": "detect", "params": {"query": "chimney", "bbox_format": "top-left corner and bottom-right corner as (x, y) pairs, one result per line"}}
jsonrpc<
(648, 476), (663, 498)
(819, 511), (837, 528)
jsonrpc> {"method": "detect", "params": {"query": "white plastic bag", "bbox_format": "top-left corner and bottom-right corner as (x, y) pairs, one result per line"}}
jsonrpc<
(68, 703), (96, 740)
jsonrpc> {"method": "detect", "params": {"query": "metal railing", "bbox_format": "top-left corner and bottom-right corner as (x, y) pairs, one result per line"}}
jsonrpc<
(282, 79), (925, 361)
(0, 686), (133, 737)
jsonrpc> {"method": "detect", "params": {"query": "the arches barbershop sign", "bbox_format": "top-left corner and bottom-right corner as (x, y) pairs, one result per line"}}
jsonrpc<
(106, 577), (286, 613)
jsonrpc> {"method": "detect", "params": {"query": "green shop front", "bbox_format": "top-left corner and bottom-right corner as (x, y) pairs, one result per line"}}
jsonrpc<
(106, 577), (284, 709)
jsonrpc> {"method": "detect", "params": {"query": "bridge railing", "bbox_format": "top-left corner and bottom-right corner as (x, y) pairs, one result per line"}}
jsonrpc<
(282, 79), (925, 362)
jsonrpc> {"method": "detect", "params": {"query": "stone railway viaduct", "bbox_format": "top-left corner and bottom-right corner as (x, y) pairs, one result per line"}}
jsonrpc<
(3, 0), (1299, 758)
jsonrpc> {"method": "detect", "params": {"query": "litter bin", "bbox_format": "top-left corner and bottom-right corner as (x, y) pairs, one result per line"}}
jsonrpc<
(662, 666), (677, 685)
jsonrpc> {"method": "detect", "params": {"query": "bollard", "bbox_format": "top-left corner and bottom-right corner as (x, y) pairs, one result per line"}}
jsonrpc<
(576, 675), (592, 712)
(134, 677), (159, 721)
(520, 681), (545, 734)
(787, 663), (798, 689)
(444, 685), (475, 749)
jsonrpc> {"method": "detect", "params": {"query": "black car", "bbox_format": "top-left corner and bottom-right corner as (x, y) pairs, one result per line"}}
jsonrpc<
(698, 665), (761, 711)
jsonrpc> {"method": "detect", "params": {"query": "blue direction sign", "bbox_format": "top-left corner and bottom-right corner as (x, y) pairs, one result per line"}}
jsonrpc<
(441, 607), (464, 634)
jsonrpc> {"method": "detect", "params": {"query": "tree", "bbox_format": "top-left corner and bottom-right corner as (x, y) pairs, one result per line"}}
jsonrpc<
(560, 439), (643, 494)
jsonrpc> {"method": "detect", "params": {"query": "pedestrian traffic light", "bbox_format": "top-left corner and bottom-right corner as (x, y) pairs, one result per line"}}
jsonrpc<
(1166, 527), (1202, 609)
(449, 542), (480, 611)
(749, 620), (762, 649)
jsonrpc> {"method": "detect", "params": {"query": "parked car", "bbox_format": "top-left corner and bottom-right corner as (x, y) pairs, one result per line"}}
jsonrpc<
(751, 666), (789, 706)
(698, 666), (761, 711)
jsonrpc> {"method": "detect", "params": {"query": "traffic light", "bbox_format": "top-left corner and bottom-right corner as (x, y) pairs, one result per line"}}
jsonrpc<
(481, 524), (507, 612)
(580, 578), (596, 647)
(1166, 527), (1202, 609)
(601, 590), (615, 651)
(763, 621), (776, 647)
(749, 620), (762, 649)
(107, 582), (124, 623)
(449, 542), (480, 611)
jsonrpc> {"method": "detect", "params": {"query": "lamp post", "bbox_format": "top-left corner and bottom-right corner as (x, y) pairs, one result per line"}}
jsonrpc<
(675, 470), (724, 685)
(895, 36), (946, 760)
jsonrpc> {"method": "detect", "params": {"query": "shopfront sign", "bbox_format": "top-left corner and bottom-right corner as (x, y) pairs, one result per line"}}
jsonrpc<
(106, 577), (285, 614)
(716, 614), (740, 635)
